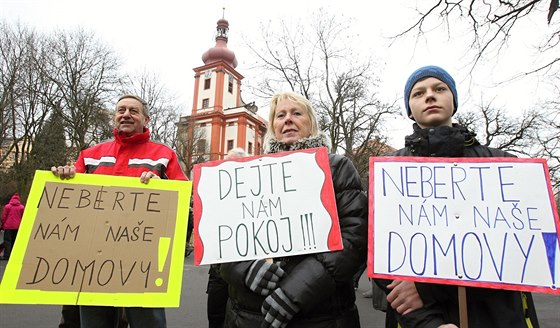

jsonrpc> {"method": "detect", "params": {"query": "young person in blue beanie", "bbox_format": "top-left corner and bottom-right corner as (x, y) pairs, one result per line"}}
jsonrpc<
(375, 65), (540, 328)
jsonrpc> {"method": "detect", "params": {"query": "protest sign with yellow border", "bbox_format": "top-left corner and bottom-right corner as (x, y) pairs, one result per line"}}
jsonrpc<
(0, 170), (192, 306)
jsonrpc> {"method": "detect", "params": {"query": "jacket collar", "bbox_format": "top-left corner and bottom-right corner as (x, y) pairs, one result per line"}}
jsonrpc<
(404, 123), (479, 157)
(113, 127), (150, 145)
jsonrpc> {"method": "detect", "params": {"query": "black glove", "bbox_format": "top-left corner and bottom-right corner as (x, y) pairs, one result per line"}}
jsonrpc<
(245, 259), (285, 296)
(261, 288), (300, 328)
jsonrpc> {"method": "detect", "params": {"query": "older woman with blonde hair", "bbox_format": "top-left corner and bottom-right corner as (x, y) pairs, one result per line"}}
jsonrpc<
(220, 91), (368, 328)
(263, 92), (324, 153)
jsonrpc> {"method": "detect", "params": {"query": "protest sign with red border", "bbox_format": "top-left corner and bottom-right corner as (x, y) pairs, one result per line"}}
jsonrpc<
(193, 147), (341, 265)
(368, 156), (560, 295)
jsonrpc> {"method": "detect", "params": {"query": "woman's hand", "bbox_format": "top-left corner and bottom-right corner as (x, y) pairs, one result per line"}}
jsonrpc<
(244, 259), (285, 296)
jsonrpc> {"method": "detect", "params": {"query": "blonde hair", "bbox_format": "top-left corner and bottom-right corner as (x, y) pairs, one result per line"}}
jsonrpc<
(265, 91), (319, 143)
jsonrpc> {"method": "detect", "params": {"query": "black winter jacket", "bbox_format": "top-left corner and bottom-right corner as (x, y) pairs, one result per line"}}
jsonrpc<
(220, 150), (368, 328)
(377, 123), (539, 328)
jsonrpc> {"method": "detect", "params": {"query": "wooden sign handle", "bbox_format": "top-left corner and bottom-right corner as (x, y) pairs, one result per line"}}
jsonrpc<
(458, 286), (468, 328)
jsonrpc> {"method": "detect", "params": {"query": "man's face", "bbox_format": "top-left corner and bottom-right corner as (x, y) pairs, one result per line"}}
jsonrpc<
(409, 77), (454, 128)
(114, 97), (149, 136)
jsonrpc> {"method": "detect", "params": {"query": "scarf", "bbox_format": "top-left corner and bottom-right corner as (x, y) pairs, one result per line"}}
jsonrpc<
(264, 133), (332, 154)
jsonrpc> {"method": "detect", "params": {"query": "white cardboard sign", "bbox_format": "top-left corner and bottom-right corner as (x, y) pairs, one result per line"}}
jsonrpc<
(369, 157), (560, 294)
(193, 148), (342, 265)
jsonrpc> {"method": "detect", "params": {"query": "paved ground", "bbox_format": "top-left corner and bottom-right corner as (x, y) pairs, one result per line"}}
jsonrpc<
(0, 256), (558, 327)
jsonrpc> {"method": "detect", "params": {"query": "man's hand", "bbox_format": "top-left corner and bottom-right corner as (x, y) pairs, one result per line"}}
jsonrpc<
(140, 171), (160, 184)
(51, 165), (76, 180)
(387, 280), (423, 315)
(439, 325), (459, 328)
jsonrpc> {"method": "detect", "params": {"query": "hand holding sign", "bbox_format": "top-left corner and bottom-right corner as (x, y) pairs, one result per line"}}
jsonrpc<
(245, 259), (285, 296)
(386, 280), (423, 315)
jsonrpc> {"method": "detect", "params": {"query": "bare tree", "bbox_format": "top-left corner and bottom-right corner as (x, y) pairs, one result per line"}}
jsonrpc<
(175, 117), (207, 178)
(243, 9), (399, 183)
(120, 69), (182, 147)
(534, 84), (560, 190)
(0, 23), (126, 200)
(243, 18), (315, 100)
(537, 131), (560, 190)
(392, 1), (559, 77)
(0, 21), (55, 200)
(454, 100), (544, 156)
(39, 28), (120, 152)
(0, 22), (190, 200)
(393, 1), (560, 194)
(453, 99), (560, 193)
(0, 21), (30, 166)
(317, 72), (399, 182)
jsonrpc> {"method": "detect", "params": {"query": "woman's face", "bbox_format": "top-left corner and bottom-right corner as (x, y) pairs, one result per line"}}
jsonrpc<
(272, 99), (312, 145)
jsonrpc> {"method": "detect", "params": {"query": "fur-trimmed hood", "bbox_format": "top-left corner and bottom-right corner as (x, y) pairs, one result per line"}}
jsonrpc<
(264, 132), (332, 154)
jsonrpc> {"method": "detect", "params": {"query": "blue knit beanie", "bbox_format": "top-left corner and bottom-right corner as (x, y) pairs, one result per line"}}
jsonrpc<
(404, 65), (458, 120)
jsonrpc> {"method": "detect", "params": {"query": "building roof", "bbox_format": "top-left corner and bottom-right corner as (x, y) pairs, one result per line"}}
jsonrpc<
(201, 18), (238, 68)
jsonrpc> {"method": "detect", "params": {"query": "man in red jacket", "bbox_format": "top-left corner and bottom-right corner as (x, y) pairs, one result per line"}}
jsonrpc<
(52, 94), (187, 328)
(1, 192), (24, 260)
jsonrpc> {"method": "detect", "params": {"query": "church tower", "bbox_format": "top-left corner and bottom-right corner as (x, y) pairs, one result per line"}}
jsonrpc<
(178, 15), (267, 174)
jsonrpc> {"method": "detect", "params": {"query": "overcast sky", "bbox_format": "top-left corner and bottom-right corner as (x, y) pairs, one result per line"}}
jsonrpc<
(2, 0), (554, 147)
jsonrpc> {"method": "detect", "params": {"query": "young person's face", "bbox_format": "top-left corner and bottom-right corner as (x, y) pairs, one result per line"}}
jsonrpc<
(408, 77), (454, 128)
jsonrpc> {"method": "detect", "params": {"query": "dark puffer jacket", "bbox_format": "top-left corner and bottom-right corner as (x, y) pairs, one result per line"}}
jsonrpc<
(377, 123), (539, 328)
(220, 137), (368, 328)
(393, 123), (515, 158)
